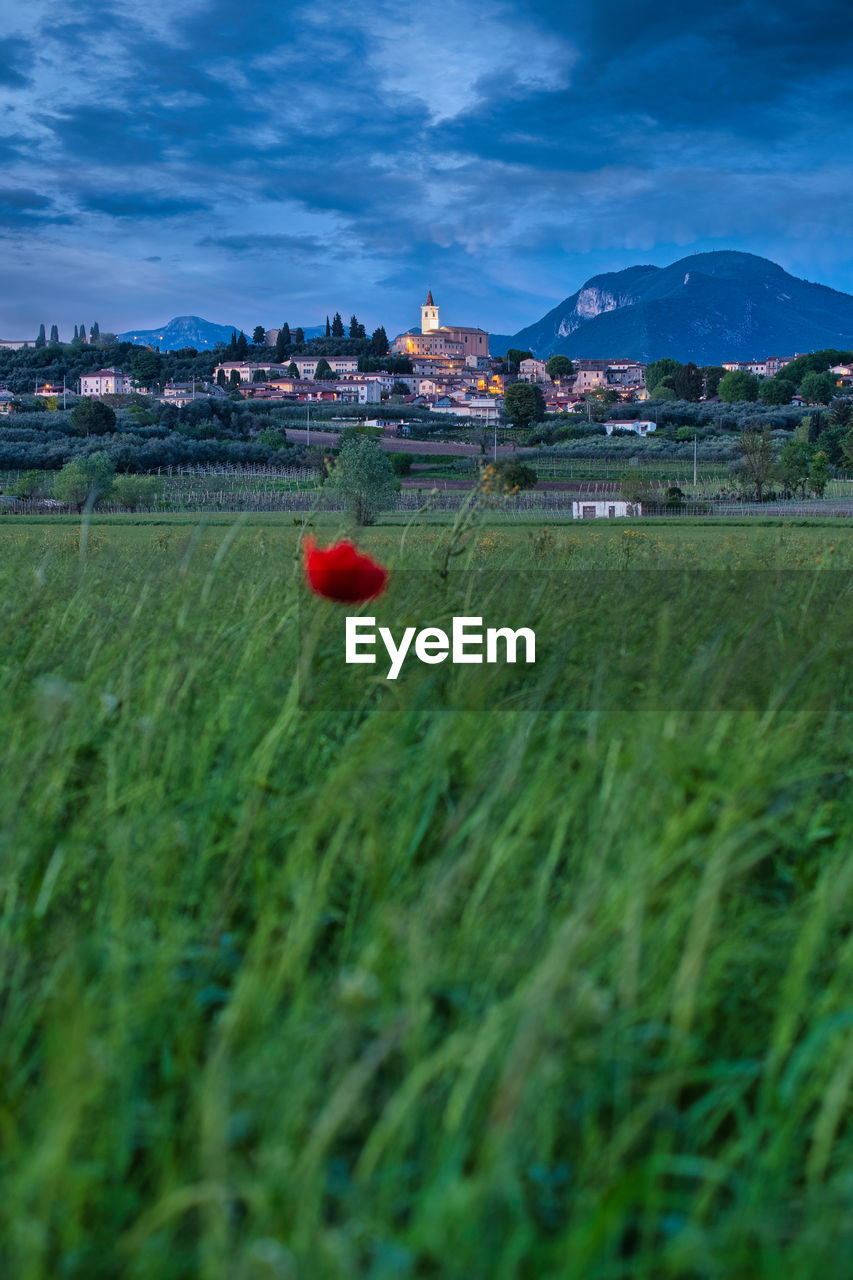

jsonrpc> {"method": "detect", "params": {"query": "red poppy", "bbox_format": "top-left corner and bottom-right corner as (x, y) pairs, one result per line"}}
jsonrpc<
(303, 536), (389, 603)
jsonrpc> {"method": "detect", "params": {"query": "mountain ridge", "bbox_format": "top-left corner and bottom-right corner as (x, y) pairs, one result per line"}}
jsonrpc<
(489, 252), (853, 364)
(117, 316), (326, 351)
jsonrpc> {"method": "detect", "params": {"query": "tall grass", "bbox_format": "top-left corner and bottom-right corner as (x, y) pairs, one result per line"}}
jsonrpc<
(0, 517), (852, 1278)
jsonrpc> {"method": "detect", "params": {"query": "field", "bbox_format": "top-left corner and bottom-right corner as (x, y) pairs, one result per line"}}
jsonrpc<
(1, 513), (852, 1278)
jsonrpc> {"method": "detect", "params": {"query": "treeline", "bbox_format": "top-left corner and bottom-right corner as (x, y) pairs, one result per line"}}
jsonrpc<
(0, 341), (221, 396)
(644, 349), (853, 405)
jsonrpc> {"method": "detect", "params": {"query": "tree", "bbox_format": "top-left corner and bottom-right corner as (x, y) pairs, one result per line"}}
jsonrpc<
(482, 458), (538, 493)
(90, 322), (100, 344)
(252, 326), (266, 346)
(701, 365), (726, 398)
(644, 358), (682, 394)
(314, 358), (334, 380)
(800, 370), (836, 405)
(349, 315), (359, 339)
(11, 470), (48, 499)
(503, 381), (545, 428)
(235, 331), (248, 360)
(216, 369), (227, 387)
(252, 368), (266, 382)
(71, 399), (117, 435)
(130, 349), (162, 386)
(53, 452), (115, 511)
(734, 424), (777, 501)
(49, 324), (59, 345)
(326, 436), (396, 524)
(79, 321), (87, 344)
(718, 370), (759, 403)
(113, 475), (158, 510)
(325, 315), (331, 337)
(546, 355), (574, 381)
(294, 328), (305, 347)
(257, 428), (288, 450)
(371, 326), (388, 356)
(648, 383), (677, 401)
(35, 324), (46, 349)
(671, 362), (703, 401)
(72, 325), (79, 343)
(287, 362), (300, 378)
(505, 348), (533, 371)
(780, 437), (813, 498)
(583, 387), (619, 420)
(390, 452), (412, 476)
(229, 370), (241, 388)
(274, 323), (291, 362)
(759, 377), (792, 406)
(808, 450), (831, 497)
(331, 313), (345, 339)
(391, 380), (411, 396)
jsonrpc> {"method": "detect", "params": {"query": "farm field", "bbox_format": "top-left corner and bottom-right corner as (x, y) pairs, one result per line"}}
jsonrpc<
(1, 514), (852, 1278)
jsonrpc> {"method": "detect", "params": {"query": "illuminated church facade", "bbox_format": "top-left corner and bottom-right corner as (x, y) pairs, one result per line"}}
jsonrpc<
(392, 291), (489, 363)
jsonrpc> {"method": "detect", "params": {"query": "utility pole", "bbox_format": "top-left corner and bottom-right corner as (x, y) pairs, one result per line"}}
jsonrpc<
(62, 375), (66, 410)
(306, 400), (310, 447)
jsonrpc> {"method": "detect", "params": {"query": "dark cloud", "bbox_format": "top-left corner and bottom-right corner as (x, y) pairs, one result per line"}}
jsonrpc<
(80, 192), (211, 219)
(198, 233), (342, 260)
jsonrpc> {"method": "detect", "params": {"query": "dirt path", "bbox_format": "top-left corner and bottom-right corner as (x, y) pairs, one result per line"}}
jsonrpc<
(283, 427), (513, 456)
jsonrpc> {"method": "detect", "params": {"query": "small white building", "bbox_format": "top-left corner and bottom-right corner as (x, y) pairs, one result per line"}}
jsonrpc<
(602, 420), (656, 436)
(572, 500), (641, 519)
(0, 338), (36, 350)
(519, 357), (550, 383)
(80, 368), (132, 397)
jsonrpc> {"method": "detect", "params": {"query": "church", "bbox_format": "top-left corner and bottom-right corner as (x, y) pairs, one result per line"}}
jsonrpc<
(392, 291), (489, 363)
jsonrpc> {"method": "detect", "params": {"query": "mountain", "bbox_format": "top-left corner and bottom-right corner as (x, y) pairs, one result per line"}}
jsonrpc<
(117, 316), (239, 350)
(490, 252), (853, 364)
(117, 316), (326, 351)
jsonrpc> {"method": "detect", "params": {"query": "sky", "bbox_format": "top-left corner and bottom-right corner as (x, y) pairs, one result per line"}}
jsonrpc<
(1, 0), (852, 341)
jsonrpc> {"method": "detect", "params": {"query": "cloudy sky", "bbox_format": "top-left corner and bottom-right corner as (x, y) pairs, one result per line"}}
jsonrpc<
(1, 0), (851, 340)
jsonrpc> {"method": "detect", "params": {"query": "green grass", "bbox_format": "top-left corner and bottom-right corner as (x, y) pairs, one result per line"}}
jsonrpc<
(1, 515), (852, 1278)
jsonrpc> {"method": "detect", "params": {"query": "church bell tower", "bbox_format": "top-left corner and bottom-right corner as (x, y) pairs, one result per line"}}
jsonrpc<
(421, 289), (439, 334)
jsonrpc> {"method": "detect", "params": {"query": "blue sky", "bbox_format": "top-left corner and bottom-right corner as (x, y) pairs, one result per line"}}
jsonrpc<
(1, 0), (851, 340)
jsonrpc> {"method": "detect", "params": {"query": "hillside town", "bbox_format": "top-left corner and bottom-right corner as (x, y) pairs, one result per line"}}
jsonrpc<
(3, 291), (843, 421)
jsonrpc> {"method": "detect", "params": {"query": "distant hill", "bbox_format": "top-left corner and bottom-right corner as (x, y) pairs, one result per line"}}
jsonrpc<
(118, 316), (325, 351)
(490, 252), (853, 364)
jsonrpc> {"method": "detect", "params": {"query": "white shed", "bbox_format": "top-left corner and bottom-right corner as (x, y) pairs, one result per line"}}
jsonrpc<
(572, 500), (641, 519)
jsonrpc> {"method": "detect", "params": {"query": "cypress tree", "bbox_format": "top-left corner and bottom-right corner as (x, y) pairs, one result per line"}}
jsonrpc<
(294, 328), (305, 347)
(49, 324), (59, 344)
(235, 330), (248, 359)
(331, 312), (344, 338)
(80, 322), (87, 343)
(325, 315), (331, 337)
(73, 324), (79, 342)
(35, 324), (46, 348)
(274, 323), (291, 363)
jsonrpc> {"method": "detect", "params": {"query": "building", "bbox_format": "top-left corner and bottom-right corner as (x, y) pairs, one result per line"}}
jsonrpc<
(80, 368), (132, 396)
(602, 420), (656, 436)
(572, 500), (641, 519)
(392, 291), (489, 362)
(159, 381), (227, 407)
(214, 357), (359, 383)
(0, 390), (19, 414)
(0, 338), (36, 350)
(518, 358), (550, 383)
